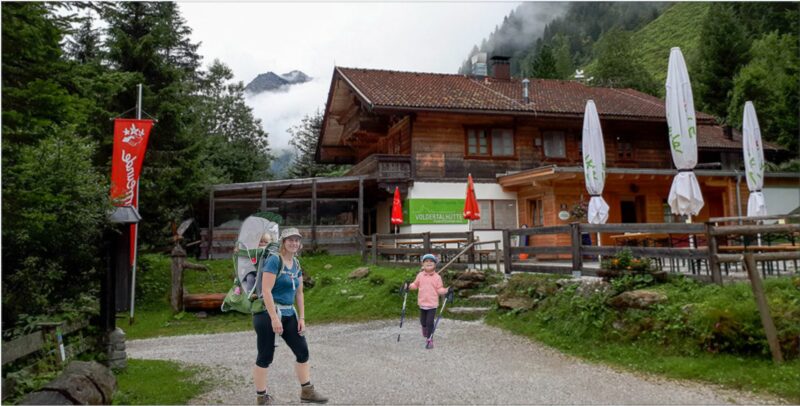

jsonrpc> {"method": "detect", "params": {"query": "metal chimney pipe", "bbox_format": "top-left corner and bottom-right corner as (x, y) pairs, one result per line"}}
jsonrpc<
(522, 78), (530, 104)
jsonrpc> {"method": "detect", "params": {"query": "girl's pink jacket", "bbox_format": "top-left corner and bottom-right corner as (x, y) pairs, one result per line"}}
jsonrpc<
(410, 271), (448, 309)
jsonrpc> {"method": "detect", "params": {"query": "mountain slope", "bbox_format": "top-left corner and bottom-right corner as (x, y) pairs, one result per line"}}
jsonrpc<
(630, 2), (710, 85)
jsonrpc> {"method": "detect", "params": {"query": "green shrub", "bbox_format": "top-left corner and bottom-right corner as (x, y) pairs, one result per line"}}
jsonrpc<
(2, 130), (110, 332)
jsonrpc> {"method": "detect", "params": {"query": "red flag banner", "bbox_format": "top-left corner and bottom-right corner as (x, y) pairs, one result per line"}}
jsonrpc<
(110, 119), (154, 207)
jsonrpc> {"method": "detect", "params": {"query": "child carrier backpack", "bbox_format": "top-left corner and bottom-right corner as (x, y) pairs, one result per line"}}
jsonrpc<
(221, 216), (280, 314)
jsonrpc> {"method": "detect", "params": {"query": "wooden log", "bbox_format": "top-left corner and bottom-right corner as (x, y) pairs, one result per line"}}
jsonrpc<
(516, 246), (572, 254)
(711, 224), (800, 236)
(508, 225), (570, 236)
(753, 251), (800, 261)
(582, 246), (709, 259)
(743, 253), (784, 364)
(581, 223), (706, 234)
(183, 293), (226, 312)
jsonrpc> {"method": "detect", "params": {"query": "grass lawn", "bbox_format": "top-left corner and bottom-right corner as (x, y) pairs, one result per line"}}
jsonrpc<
(112, 359), (207, 405)
(123, 253), (418, 340)
(486, 311), (800, 402)
(121, 252), (800, 403)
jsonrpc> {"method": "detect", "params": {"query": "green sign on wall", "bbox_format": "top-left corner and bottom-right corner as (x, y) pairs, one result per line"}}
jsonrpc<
(403, 199), (467, 224)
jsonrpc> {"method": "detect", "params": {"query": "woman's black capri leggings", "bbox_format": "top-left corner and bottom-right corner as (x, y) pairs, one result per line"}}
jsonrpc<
(253, 311), (309, 368)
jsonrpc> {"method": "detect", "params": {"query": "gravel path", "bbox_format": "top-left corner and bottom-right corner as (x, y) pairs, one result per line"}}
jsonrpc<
(127, 319), (782, 405)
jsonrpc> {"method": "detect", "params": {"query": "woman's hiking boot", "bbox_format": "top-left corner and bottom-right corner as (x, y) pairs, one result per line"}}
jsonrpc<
(300, 384), (328, 403)
(425, 338), (433, 349)
(256, 394), (273, 405)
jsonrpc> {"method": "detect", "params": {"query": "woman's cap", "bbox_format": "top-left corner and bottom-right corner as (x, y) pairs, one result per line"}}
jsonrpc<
(280, 227), (302, 241)
(421, 253), (438, 263)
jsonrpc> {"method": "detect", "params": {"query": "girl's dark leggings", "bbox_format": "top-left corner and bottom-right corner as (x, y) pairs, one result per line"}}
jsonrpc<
(253, 312), (309, 368)
(420, 308), (436, 338)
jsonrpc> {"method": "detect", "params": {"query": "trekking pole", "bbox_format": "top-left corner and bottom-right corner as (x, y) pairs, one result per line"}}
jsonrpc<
(397, 282), (409, 342)
(436, 242), (476, 275)
(428, 288), (455, 341)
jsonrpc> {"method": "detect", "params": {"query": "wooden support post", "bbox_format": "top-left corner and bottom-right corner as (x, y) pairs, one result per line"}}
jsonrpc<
(503, 229), (512, 275)
(494, 241), (500, 273)
(467, 231), (475, 265)
(423, 232), (431, 253)
(706, 222), (723, 285)
(358, 178), (364, 234)
(371, 234), (378, 265)
(311, 179), (317, 249)
(260, 183), (267, 212)
(170, 244), (187, 313)
(743, 253), (784, 364)
(208, 190), (215, 260)
(37, 322), (64, 367)
(570, 222), (582, 277)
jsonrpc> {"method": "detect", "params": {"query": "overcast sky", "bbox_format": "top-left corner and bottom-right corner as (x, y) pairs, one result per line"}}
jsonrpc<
(178, 2), (521, 152)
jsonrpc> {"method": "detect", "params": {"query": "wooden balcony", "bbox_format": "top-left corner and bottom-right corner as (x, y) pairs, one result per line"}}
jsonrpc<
(346, 154), (412, 180)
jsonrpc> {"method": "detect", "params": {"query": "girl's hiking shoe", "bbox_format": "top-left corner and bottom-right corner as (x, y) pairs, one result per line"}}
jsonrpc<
(300, 384), (328, 403)
(256, 394), (273, 405)
(425, 338), (433, 349)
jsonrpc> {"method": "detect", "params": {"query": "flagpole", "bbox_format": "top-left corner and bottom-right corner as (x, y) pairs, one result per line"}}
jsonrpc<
(129, 83), (143, 324)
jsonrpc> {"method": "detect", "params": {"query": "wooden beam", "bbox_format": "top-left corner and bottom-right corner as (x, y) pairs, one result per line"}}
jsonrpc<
(260, 184), (267, 212)
(208, 190), (214, 260)
(744, 253), (784, 364)
(311, 179), (317, 248)
(358, 178), (364, 235)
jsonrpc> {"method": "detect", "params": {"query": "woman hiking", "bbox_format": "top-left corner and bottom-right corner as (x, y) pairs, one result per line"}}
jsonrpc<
(252, 228), (328, 405)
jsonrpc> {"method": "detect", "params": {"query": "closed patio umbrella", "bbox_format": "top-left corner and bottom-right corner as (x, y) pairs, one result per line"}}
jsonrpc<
(582, 100), (609, 225)
(665, 47), (704, 218)
(463, 173), (481, 222)
(743, 101), (767, 217)
(582, 100), (609, 259)
(390, 186), (403, 234)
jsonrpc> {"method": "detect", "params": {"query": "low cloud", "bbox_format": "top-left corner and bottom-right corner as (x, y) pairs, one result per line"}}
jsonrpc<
(245, 77), (330, 153)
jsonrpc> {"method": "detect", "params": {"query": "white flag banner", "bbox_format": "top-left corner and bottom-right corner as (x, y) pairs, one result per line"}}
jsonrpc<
(665, 47), (704, 216)
(582, 100), (609, 224)
(743, 101), (767, 217)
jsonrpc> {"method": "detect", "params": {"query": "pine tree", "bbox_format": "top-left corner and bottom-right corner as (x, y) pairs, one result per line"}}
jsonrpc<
(694, 3), (750, 121)
(531, 45), (559, 79)
(195, 59), (272, 183)
(288, 110), (349, 178)
(591, 28), (658, 94)
(103, 2), (212, 244)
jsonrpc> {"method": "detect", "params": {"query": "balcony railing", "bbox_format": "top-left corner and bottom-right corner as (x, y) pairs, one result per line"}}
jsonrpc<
(346, 154), (411, 179)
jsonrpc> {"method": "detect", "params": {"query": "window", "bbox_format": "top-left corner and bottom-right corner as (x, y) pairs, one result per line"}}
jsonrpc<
(472, 200), (518, 230)
(493, 200), (518, 229)
(491, 129), (514, 156)
(467, 129), (489, 156)
(467, 127), (514, 157)
(543, 131), (566, 158)
(617, 136), (633, 160)
(530, 199), (544, 226)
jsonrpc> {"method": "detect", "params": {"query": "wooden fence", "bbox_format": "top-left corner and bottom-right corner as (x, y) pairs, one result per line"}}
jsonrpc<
(1, 319), (95, 401)
(362, 231), (502, 271)
(502, 215), (800, 282)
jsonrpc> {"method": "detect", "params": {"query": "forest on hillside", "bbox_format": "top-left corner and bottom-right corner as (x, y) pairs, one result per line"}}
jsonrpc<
(460, 2), (799, 154)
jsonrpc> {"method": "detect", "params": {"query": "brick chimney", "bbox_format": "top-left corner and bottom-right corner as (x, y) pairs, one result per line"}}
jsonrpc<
(723, 125), (733, 140)
(490, 55), (511, 81)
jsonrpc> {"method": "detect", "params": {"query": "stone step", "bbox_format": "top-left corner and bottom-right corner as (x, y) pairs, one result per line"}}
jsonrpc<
(468, 293), (497, 301)
(447, 306), (491, 315)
